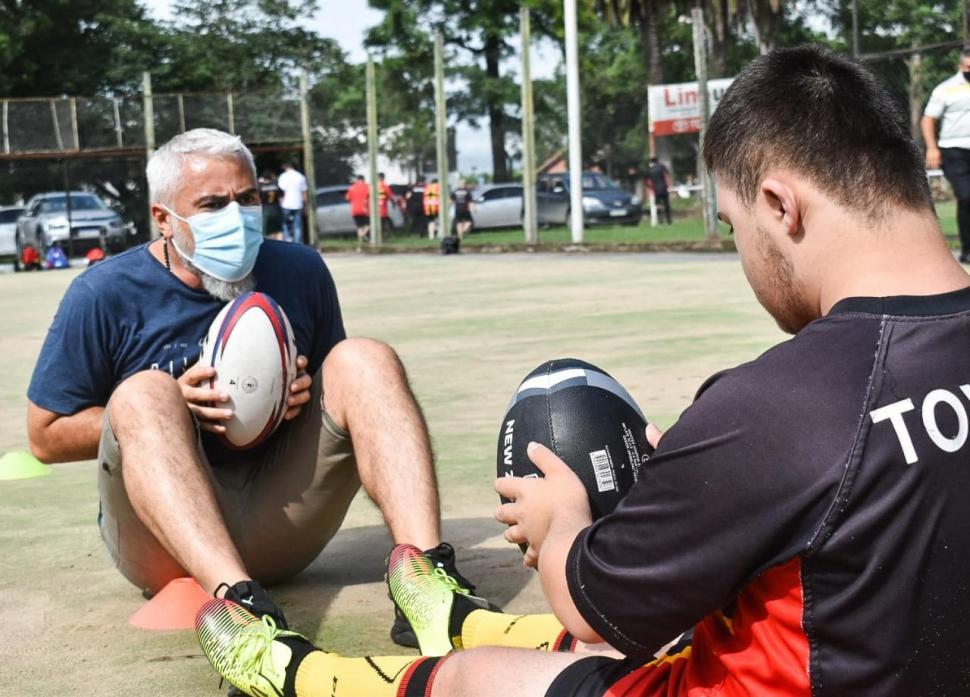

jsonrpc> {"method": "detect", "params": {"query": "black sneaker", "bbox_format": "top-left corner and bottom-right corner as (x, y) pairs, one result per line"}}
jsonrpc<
(217, 579), (289, 630)
(388, 542), (497, 648)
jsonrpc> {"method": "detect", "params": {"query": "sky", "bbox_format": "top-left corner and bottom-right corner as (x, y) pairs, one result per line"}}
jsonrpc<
(142, 0), (561, 174)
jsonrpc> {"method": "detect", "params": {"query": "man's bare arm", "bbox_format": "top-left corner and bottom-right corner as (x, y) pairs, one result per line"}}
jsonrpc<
(922, 115), (941, 169)
(27, 401), (104, 463)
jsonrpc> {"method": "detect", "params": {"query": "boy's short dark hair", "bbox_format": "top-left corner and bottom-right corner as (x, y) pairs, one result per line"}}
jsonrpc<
(704, 45), (932, 218)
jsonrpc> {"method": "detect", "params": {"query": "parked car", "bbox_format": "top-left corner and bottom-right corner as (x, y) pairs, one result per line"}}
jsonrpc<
(537, 172), (642, 227)
(469, 184), (524, 230)
(0, 206), (25, 267)
(315, 184), (405, 236)
(16, 192), (129, 260)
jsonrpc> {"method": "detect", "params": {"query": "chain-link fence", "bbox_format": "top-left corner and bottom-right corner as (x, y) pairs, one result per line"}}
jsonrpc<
(0, 84), (316, 247)
(0, 90), (303, 156)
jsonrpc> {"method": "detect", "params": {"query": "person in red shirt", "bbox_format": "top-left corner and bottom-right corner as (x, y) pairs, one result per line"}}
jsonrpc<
(378, 172), (395, 238)
(345, 175), (370, 240)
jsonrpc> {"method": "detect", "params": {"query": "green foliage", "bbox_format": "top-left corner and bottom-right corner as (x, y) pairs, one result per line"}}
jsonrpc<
(0, 0), (364, 225)
(0, 0), (159, 96)
(159, 0), (345, 92)
(824, 0), (965, 140)
(366, 0), (566, 181)
(578, 25), (649, 177)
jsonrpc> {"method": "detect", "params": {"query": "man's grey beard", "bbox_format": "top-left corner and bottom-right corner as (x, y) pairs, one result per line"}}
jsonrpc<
(171, 226), (255, 302)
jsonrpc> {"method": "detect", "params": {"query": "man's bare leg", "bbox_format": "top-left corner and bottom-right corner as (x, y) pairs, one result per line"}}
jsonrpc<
(109, 370), (247, 595)
(322, 338), (441, 550)
(431, 648), (588, 697)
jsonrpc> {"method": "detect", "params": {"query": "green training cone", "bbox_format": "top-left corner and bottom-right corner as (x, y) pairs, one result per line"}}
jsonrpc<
(0, 450), (51, 480)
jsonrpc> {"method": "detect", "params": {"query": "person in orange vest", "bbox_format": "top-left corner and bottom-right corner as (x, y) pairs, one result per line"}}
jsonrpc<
(345, 175), (370, 240)
(378, 172), (395, 238)
(424, 178), (440, 238)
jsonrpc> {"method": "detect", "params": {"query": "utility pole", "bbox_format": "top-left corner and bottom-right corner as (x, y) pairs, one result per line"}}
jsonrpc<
(366, 56), (381, 246)
(299, 71), (318, 247)
(692, 7), (719, 240)
(520, 7), (538, 245)
(434, 30), (451, 239)
(564, 0), (584, 243)
(143, 71), (158, 239)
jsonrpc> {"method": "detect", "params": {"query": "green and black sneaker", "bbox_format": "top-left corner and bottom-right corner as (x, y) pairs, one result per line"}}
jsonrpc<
(386, 543), (490, 656)
(196, 598), (314, 697)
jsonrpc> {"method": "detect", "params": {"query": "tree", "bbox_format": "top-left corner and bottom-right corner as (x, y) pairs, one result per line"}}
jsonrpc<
(0, 0), (365, 222)
(159, 0), (343, 92)
(825, 0), (964, 140)
(0, 0), (162, 96)
(362, 3), (438, 178)
(577, 25), (651, 177)
(597, 0), (671, 86)
(367, 0), (563, 182)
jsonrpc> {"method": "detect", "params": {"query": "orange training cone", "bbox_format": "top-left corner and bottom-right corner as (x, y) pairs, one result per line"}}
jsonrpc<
(129, 577), (211, 630)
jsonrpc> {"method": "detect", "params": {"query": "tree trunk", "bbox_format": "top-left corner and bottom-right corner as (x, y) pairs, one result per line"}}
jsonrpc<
(484, 33), (509, 182)
(705, 0), (730, 78)
(638, 0), (667, 87)
(908, 50), (924, 143)
(752, 0), (783, 54)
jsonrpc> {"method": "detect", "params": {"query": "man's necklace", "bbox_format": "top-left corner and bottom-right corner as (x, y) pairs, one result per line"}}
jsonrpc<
(163, 238), (171, 271)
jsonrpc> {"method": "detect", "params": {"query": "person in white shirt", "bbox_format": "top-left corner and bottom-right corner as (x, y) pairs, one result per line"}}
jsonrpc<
(277, 162), (308, 244)
(922, 48), (970, 262)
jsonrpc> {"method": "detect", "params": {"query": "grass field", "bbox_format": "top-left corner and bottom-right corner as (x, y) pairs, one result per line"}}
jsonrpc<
(0, 250), (806, 695)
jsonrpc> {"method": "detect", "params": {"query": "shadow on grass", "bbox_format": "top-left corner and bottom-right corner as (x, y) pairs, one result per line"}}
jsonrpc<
(279, 517), (532, 634)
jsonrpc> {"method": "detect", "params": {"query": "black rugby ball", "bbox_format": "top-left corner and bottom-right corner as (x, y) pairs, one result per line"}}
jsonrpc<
(497, 358), (654, 520)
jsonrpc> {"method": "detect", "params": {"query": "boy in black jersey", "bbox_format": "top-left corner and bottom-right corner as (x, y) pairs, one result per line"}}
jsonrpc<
(452, 180), (474, 238)
(197, 46), (970, 697)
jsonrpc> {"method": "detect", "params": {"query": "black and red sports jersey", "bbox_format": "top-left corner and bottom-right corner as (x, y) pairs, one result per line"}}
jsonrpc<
(567, 287), (970, 696)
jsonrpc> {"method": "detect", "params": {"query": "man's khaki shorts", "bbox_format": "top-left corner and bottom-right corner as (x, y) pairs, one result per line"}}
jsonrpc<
(97, 372), (360, 594)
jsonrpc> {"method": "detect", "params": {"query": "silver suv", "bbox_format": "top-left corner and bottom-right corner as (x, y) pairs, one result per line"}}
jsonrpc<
(16, 191), (128, 258)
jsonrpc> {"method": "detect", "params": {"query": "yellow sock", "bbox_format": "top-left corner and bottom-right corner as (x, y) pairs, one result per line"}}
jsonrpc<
(294, 651), (444, 697)
(460, 609), (577, 652)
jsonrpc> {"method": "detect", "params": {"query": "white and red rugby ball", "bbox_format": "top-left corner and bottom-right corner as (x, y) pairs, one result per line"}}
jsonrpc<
(199, 292), (297, 450)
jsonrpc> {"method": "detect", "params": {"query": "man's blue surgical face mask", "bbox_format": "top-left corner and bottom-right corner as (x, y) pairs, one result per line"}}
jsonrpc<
(164, 201), (263, 282)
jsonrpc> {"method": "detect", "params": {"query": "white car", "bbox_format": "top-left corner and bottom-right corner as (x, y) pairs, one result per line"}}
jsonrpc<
(469, 185), (523, 230)
(16, 192), (128, 260)
(0, 206), (24, 265)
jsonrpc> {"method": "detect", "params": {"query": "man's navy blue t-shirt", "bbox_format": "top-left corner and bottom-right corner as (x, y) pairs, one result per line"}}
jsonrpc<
(28, 240), (346, 422)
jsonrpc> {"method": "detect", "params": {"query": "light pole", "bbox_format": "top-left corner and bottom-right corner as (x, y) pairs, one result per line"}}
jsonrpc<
(564, 0), (584, 243)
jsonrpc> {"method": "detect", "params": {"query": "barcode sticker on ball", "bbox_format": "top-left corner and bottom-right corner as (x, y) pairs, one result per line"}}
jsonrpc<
(590, 449), (617, 492)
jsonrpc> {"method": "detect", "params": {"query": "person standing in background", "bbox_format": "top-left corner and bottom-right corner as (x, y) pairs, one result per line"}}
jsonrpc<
(278, 162), (307, 244)
(346, 175), (370, 241)
(406, 177), (427, 238)
(424, 178), (440, 238)
(378, 173), (395, 239)
(646, 157), (673, 225)
(922, 47), (970, 263)
(451, 180), (473, 238)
